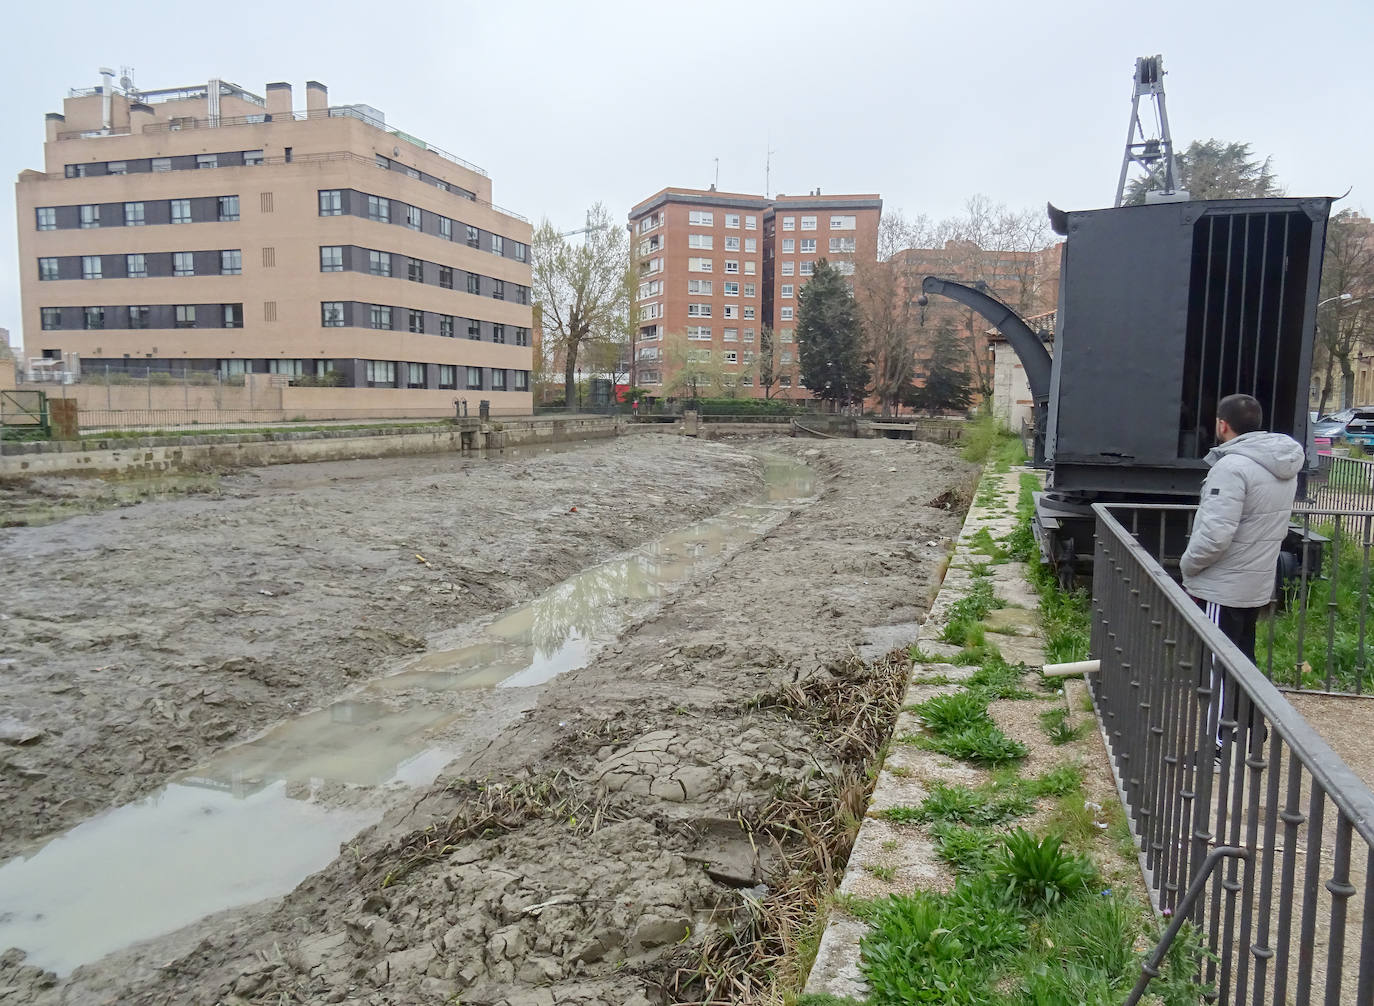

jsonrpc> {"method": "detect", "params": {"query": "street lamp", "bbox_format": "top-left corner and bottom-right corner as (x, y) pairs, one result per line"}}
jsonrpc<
(1319, 292), (1354, 308)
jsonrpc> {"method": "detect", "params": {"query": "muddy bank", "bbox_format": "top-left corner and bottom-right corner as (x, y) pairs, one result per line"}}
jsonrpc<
(11, 439), (977, 1006)
(0, 436), (762, 860)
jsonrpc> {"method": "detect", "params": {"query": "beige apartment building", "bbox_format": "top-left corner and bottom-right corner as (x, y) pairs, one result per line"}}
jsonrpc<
(15, 73), (534, 413)
(628, 187), (881, 400)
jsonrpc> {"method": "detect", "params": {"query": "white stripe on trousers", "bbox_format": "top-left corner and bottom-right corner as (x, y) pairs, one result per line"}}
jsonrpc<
(1206, 601), (1225, 749)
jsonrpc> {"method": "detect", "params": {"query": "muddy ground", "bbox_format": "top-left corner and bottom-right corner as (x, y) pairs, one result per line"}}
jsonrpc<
(0, 435), (976, 1005)
(0, 435), (761, 860)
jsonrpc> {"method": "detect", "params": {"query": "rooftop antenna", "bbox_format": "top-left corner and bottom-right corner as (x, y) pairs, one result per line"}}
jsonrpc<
(1114, 54), (1182, 206)
(765, 142), (776, 199)
(713, 157), (719, 191)
(119, 66), (137, 95)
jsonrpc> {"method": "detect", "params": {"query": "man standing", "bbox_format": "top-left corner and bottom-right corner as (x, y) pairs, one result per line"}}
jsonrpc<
(1181, 393), (1305, 760)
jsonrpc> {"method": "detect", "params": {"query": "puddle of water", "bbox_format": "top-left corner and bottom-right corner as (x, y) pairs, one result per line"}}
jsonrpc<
(0, 455), (816, 975)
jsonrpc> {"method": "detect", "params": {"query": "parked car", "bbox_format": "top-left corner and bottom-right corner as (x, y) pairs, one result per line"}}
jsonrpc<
(1345, 408), (1374, 449)
(1313, 408), (1359, 440)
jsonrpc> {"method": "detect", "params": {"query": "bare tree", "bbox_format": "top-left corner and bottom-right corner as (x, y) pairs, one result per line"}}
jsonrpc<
(663, 333), (727, 401)
(757, 326), (777, 400)
(854, 212), (933, 416)
(1316, 210), (1374, 415)
(531, 203), (631, 406)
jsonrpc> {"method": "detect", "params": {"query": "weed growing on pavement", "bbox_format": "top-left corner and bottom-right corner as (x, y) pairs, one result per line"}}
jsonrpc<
(910, 690), (990, 733)
(995, 828), (1096, 908)
(966, 653), (1035, 700)
(930, 821), (998, 874)
(1040, 706), (1087, 745)
(961, 413), (1028, 472)
(971, 526), (1011, 561)
(864, 863), (896, 882)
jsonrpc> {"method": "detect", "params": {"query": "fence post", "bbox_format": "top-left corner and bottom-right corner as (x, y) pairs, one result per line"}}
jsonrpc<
(146, 366), (152, 409)
(106, 365), (111, 410)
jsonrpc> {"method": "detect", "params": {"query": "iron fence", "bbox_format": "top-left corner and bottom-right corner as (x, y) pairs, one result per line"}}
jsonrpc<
(1090, 501), (1374, 1005)
(1309, 453), (1374, 511)
(1105, 502), (1374, 696)
(74, 409), (487, 435)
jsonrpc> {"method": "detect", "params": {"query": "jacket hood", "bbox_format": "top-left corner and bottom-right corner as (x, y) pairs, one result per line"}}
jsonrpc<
(1207, 431), (1305, 479)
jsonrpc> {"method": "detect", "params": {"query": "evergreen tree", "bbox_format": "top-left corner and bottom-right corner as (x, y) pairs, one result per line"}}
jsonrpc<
(796, 260), (868, 406)
(1125, 139), (1278, 205)
(906, 326), (973, 412)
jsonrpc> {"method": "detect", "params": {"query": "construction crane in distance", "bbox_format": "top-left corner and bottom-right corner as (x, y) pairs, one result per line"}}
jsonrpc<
(1114, 55), (1185, 207)
(559, 210), (609, 241)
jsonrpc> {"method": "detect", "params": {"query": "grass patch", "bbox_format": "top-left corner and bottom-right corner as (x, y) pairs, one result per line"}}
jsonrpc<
(864, 863), (896, 882)
(909, 690), (990, 733)
(913, 721), (1028, 765)
(970, 526), (1011, 561)
(1040, 706), (1087, 745)
(961, 413), (1027, 472)
(966, 653), (1034, 700)
(930, 822), (998, 874)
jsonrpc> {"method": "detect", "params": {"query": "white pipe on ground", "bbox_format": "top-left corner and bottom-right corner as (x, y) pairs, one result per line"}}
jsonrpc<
(1042, 659), (1100, 678)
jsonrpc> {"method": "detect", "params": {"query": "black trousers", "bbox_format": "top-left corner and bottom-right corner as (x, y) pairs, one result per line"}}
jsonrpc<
(1193, 598), (1263, 747)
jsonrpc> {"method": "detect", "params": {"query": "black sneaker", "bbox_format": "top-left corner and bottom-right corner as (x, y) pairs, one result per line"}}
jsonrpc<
(1213, 745), (1224, 774)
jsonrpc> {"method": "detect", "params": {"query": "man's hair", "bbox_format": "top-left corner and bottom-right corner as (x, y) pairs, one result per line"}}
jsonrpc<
(1218, 394), (1264, 435)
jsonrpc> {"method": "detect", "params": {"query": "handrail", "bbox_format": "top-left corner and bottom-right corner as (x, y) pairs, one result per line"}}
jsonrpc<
(1094, 501), (1374, 845)
(1122, 847), (1248, 1006)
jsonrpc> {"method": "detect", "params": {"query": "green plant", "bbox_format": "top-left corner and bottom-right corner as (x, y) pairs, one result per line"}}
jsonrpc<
(1023, 763), (1084, 798)
(916, 721), (1028, 765)
(864, 863), (896, 882)
(970, 527), (1010, 561)
(910, 690), (990, 734)
(931, 822), (998, 874)
(941, 618), (985, 648)
(994, 829), (1095, 909)
(966, 653), (1033, 700)
(1039, 706), (1086, 745)
(907, 781), (1033, 826)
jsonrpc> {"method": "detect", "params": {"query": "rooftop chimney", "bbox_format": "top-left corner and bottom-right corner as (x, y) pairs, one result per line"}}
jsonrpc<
(45, 112), (66, 143)
(265, 82), (292, 118)
(305, 80), (328, 114)
(99, 67), (115, 131)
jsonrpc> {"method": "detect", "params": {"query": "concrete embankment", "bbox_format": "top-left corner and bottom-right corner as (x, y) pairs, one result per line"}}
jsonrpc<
(0, 416), (622, 478)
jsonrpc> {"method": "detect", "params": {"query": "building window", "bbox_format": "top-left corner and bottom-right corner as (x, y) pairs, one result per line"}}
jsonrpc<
(514, 242), (527, 262)
(170, 199), (192, 224)
(466, 273), (481, 296)
(36, 207), (56, 231)
(688, 257), (713, 273)
(688, 279), (713, 295)
(196, 154), (218, 170)
(223, 304), (242, 328)
(218, 196), (240, 221)
(244, 149), (264, 166)
(173, 252), (195, 277)
(782, 238), (794, 253)
(438, 364), (457, 389)
(438, 216), (453, 241)
(744, 238), (757, 253)
(129, 306), (150, 329)
(38, 257), (58, 281)
(689, 210), (714, 226)
(466, 225), (480, 248)
(514, 370), (529, 391)
(376, 154), (391, 170)
(687, 303), (712, 318)
(490, 324), (505, 344)
(781, 284), (794, 298)
(152, 157), (171, 172)
(723, 305), (738, 319)
(782, 216), (795, 231)
(175, 305), (196, 328)
(780, 306), (794, 321)
(467, 319), (481, 340)
(829, 236), (856, 254)
(408, 309), (424, 333)
(80, 205), (100, 229)
(491, 369), (506, 390)
(779, 376), (792, 388)
(801, 215), (817, 230)
(79, 255), (102, 280)
(466, 366), (483, 390)
(781, 260), (797, 277)
(366, 360), (396, 386)
(493, 279), (505, 301)
(687, 349), (711, 363)
(686, 326), (711, 340)
(800, 238), (817, 253)
(639, 370), (660, 385)
(799, 260), (814, 276)
(221, 249), (242, 275)
(743, 329), (755, 343)
(516, 327), (529, 347)
(440, 315), (454, 338)
(746, 215), (758, 230)
(434, 265), (451, 290)
(832, 260), (855, 275)
(723, 327), (739, 342)
(723, 351), (738, 364)
(320, 246), (343, 272)
(127, 253), (147, 278)
(724, 236), (740, 251)
(322, 302), (345, 327)
(367, 195), (390, 222)
(725, 213), (740, 229)
(743, 283), (756, 297)
(41, 308), (61, 330)
(724, 281), (739, 297)
(780, 329), (795, 342)
(743, 307), (756, 320)
(105, 161), (127, 175)
(124, 202), (146, 227)
(407, 257), (423, 283)
(402, 362), (423, 388)
(84, 306), (104, 329)
(369, 305), (392, 329)
(404, 205), (421, 231)
(369, 250), (392, 277)
(688, 234), (713, 249)
(65, 164), (89, 178)
(491, 234), (504, 256)
(319, 190), (343, 216)
(724, 260), (739, 274)
(830, 215), (856, 230)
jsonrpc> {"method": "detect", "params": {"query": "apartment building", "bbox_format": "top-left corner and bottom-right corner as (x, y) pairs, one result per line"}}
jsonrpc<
(628, 187), (881, 400)
(15, 73), (534, 411)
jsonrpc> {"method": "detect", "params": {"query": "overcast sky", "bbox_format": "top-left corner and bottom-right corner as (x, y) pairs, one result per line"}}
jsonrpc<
(3, 0), (1372, 352)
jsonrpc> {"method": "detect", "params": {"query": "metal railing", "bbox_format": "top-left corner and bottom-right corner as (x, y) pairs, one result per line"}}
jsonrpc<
(1309, 453), (1374, 511)
(1107, 503), (1374, 695)
(1091, 501), (1374, 1005)
(73, 409), (471, 435)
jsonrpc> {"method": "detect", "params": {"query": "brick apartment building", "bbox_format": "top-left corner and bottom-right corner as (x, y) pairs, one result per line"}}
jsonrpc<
(628, 187), (880, 400)
(15, 72), (534, 413)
